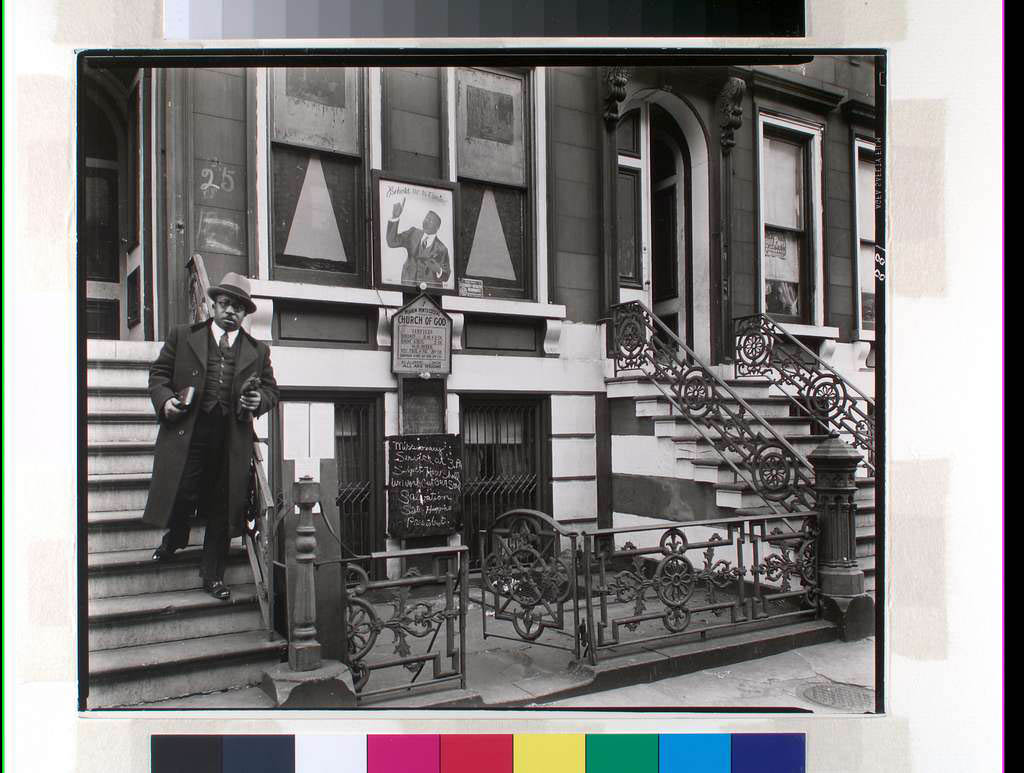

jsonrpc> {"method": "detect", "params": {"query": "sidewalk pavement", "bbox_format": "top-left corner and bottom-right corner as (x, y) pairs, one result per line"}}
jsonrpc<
(146, 595), (875, 713)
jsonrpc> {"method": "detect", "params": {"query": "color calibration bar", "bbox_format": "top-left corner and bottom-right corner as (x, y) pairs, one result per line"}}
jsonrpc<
(152, 733), (805, 773)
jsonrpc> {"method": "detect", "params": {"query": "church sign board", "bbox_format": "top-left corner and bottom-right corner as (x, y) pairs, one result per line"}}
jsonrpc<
(387, 434), (463, 538)
(391, 293), (453, 377)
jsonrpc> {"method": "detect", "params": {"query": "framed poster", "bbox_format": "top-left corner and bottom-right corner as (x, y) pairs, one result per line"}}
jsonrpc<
(372, 171), (458, 292)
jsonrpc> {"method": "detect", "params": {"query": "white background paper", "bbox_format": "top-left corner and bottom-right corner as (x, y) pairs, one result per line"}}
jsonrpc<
(4, 1), (1002, 771)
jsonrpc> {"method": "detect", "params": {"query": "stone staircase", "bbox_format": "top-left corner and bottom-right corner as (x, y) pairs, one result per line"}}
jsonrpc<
(85, 340), (285, 708)
(606, 374), (876, 593)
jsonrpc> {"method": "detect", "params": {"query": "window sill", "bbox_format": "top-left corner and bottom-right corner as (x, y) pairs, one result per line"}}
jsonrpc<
(441, 295), (566, 320)
(855, 329), (876, 342)
(779, 322), (841, 340)
(249, 280), (405, 308)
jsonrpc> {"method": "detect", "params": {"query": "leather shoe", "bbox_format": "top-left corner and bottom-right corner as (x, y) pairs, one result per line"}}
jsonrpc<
(151, 545), (176, 562)
(203, 580), (231, 600)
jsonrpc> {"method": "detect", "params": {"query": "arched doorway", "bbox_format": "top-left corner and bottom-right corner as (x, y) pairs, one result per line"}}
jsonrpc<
(614, 90), (712, 361)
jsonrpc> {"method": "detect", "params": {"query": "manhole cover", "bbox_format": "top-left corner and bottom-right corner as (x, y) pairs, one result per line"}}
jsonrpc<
(802, 683), (875, 711)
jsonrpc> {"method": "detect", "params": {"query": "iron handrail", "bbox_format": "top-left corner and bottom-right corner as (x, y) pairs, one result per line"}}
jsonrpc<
(734, 313), (875, 472)
(186, 253), (275, 632)
(609, 300), (815, 515)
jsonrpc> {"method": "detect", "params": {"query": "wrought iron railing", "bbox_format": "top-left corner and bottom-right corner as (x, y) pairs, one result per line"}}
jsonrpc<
(187, 253), (275, 631)
(581, 515), (818, 662)
(479, 509), (819, 665)
(610, 300), (815, 513)
(329, 546), (469, 703)
(734, 314), (875, 472)
(478, 510), (584, 659)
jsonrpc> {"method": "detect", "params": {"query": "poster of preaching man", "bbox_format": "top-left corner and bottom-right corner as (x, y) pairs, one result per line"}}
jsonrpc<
(373, 173), (458, 291)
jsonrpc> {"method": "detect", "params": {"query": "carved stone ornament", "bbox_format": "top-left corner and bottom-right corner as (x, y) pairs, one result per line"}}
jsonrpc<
(716, 76), (746, 154)
(603, 66), (633, 125)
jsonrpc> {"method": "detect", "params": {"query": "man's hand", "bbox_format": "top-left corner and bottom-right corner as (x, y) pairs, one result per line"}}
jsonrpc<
(239, 391), (261, 412)
(391, 197), (405, 219)
(163, 396), (186, 421)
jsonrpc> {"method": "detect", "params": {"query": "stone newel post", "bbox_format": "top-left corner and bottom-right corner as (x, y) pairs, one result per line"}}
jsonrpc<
(289, 475), (322, 671)
(808, 435), (875, 640)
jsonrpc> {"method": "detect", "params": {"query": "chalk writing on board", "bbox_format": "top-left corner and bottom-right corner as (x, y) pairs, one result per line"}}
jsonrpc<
(197, 207), (246, 256)
(387, 434), (462, 538)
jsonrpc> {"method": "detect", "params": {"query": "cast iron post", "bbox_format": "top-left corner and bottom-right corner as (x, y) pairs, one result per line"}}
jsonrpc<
(289, 475), (322, 671)
(809, 435), (875, 640)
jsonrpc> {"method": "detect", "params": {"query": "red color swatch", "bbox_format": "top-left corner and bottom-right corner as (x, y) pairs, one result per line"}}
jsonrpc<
(367, 735), (440, 773)
(441, 734), (514, 773)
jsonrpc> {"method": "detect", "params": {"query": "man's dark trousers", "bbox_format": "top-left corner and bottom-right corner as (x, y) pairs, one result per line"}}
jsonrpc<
(159, 405), (232, 581)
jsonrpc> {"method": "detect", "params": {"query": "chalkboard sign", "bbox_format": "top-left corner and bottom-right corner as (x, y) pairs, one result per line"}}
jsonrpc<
(387, 434), (462, 538)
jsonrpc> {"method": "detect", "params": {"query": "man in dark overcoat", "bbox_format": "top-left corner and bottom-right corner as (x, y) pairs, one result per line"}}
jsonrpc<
(142, 272), (279, 600)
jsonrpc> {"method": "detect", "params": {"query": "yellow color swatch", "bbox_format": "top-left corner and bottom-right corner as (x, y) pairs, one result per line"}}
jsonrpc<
(513, 734), (585, 773)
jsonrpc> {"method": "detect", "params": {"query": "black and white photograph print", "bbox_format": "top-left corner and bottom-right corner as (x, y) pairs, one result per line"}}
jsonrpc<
(78, 55), (883, 713)
(374, 173), (457, 291)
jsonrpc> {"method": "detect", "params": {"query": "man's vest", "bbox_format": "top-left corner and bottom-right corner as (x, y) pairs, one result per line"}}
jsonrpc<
(200, 328), (238, 414)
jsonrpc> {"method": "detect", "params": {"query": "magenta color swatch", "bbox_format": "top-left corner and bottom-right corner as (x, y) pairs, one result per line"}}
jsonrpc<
(367, 735), (440, 773)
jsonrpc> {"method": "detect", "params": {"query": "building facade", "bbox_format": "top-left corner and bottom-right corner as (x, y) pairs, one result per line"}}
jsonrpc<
(81, 57), (880, 707)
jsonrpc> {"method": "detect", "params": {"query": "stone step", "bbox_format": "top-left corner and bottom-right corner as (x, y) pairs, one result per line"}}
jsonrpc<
(607, 376), (773, 403)
(88, 389), (154, 414)
(637, 395), (795, 420)
(86, 629), (285, 708)
(88, 585), (263, 651)
(87, 473), (152, 512)
(716, 477), (875, 511)
(653, 415), (814, 440)
(87, 340), (165, 361)
(87, 365), (151, 390)
(88, 546), (251, 599)
(88, 415), (159, 444)
(88, 442), (155, 475)
(675, 434), (845, 462)
(88, 510), (206, 553)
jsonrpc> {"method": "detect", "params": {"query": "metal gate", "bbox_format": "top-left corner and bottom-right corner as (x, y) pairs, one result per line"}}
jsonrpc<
(460, 397), (547, 565)
(334, 398), (384, 561)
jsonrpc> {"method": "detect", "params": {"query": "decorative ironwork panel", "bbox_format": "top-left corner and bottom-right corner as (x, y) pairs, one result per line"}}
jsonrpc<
(611, 301), (815, 513)
(479, 509), (583, 659)
(334, 400), (380, 560)
(582, 516), (819, 661)
(333, 546), (468, 703)
(461, 399), (545, 565)
(734, 314), (875, 471)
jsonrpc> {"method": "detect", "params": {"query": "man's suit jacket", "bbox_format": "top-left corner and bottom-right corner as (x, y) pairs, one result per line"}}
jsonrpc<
(142, 320), (279, 536)
(386, 220), (451, 285)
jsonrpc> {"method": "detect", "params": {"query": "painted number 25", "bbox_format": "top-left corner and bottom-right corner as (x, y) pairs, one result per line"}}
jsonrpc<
(199, 165), (236, 196)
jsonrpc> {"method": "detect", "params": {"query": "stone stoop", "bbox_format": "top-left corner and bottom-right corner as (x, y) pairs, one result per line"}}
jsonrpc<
(607, 373), (877, 594)
(85, 341), (285, 709)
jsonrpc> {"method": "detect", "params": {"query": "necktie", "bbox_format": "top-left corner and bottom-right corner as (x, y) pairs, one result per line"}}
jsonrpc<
(421, 235), (430, 253)
(219, 331), (230, 357)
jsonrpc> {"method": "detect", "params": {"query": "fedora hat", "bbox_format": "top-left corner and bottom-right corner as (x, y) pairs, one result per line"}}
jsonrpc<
(207, 272), (257, 314)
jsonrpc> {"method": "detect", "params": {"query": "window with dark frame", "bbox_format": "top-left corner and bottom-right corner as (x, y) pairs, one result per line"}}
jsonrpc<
(856, 141), (877, 331)
(761, 129), (811, 323)
(455, 68), (531, 299)
(270, 68), (366, 287)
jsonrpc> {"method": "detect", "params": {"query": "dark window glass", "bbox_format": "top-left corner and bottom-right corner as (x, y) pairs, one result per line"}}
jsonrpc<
(86, 299), (119, 339)
(616, 110), (640, 157)
(616, 167), (641, 285)
(652, 186), (678, 302)
(84, 167), (120, 281)
(272, 146), (361, 278)
(458, 180), (526, 297)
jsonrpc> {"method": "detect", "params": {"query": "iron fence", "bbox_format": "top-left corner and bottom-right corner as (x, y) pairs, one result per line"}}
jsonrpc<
(479, 510), (820, 665)
(325, 545), (468, 703)
(478, 509), (584, 659)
